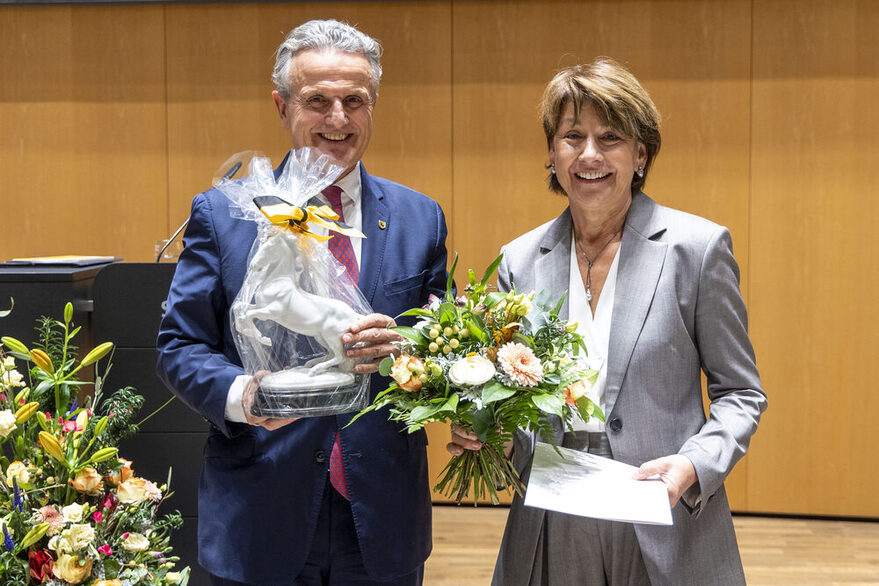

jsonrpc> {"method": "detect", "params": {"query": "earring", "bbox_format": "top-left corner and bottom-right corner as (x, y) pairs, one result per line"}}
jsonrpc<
(550, 164), (556, 175)
(636, 166), (644, 178)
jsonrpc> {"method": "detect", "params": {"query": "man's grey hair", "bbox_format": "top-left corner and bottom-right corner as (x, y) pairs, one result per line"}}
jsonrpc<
(272, 19), (383, 102)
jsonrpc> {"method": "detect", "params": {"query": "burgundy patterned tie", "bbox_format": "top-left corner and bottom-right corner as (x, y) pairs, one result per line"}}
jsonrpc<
(323, 185), (356, 499)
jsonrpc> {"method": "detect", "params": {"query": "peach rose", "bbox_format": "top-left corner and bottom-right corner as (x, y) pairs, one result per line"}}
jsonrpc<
(6, 460), (30, 487)
(117, 477), (162, 505)
(564, 379), (589, 406)
(390, 355), (424, 392)
(107, 458), (134, 487)
(70, 466), (103, 495)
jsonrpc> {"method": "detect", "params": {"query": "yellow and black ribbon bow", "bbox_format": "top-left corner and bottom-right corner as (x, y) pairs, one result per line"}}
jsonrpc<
(253, 195), (366, 242)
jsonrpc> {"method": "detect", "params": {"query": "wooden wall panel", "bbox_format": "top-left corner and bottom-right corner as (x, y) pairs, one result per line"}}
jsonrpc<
(165, 2), (453, 249)
(748, 0), (879, 517)
(0, 6), (167, 262)
(449, 0), (754, 507)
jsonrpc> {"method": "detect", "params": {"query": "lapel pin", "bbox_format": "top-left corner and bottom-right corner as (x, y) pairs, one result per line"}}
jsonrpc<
(378, 220), (387, 230)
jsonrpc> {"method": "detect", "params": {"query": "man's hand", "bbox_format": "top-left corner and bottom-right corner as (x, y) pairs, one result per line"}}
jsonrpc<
(634, 454), (698, 508)
(341, 313), (403, 374)
(242, 370), (298, 430)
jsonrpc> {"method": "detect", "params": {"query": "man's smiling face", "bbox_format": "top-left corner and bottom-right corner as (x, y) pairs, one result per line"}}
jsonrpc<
(273, 48), (375, 179)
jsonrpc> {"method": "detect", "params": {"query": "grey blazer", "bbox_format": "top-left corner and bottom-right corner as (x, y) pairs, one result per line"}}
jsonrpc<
(493, 192), (767, 586)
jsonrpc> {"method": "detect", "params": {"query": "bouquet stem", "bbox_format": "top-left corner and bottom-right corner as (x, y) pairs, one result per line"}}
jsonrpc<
(435, 444), (523, 505)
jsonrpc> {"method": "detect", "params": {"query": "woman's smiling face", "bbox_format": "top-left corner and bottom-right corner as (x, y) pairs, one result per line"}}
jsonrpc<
(550, 101), (646, 208)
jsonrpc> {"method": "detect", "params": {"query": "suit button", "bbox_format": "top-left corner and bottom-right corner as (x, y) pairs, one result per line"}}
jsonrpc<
(314, 450), (327, 464)
(609, 418), (623, 432)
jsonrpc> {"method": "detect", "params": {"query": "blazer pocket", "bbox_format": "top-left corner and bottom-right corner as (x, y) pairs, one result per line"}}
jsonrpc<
(383, 271), (427, 296)
(204, 429), (256, 463)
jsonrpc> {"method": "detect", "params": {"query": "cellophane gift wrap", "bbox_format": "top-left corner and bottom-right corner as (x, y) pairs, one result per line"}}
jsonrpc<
(215, 148), (372, 418)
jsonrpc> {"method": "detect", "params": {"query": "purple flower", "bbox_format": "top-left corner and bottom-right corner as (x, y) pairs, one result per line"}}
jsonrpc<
(3, 525), (14, 551)
(12, 478), (22, 512)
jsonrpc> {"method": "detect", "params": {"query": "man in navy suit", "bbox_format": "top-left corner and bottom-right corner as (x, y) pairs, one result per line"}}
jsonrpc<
(156, 19), (448, 585)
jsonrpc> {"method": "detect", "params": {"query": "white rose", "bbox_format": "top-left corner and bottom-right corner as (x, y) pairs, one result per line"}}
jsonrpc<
(122, 531), (150, 552)
(61, 502), (84, 523)
(0, 410), (17, 438)
(61, 523), (95, 552)
(448, 355), (496, 386)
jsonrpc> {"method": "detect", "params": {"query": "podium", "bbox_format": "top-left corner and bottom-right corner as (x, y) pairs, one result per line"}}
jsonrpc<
(92, 263), (208, 585)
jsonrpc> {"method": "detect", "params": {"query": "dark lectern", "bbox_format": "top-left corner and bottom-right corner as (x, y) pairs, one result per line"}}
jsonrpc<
(0, 264), (105, 350)
(91, 263), (208, 584)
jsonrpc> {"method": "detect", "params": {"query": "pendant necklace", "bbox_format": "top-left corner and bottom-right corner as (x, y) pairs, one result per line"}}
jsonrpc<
(577, 230), (621, 303)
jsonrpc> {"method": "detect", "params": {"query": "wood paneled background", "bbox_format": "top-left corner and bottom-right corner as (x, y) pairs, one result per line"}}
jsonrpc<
(2, 0), (877, 516)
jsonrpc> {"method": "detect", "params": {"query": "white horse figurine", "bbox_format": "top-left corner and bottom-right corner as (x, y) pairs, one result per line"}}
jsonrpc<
(233, 230), (359, 377)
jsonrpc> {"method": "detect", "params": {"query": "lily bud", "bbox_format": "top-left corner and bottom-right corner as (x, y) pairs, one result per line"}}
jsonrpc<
(14, 402), (39, 424)
(80, 342), (114, 367)
(39, 431), (65, 462)
(93, 415), (108, 437)
(63, 302), (73, 324)
(87, 447), (119, 465)
(0, 337), (29, 356)
(29, 349), (54, 373)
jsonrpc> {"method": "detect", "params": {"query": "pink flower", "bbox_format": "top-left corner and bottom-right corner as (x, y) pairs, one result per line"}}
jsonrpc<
(93, 511), (103, 523)
(122, 532), (130, 540)
(38, 505), (65, 536)
(496, 343), (543, 387)
(97, 544), (112, 556)
(102, 492), (118, 513)
(45, 412), (52, 420)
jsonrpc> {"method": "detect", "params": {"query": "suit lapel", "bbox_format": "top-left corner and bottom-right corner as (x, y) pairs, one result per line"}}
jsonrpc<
(535, 208), (574, 321)
(358, 165), (389, 304)
(605, 192), (667, 417)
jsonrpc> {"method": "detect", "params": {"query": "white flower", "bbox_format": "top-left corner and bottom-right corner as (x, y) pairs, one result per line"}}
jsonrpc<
(2, 356), (15, 370)
(61, 502), (84, 524)
(57, 523), (95, 552)
(448, 355), (496, 386)
(1, 369), (24, 388)
(122, 532), (150, 552)
(0, 411), (17, 438)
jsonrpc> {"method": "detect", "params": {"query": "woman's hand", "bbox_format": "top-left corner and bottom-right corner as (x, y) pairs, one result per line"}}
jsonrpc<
(634, 454), (697, 508)
(446, 424), (483, 456)
(446, 424), (514, 458)
(342, 313), (403, 374)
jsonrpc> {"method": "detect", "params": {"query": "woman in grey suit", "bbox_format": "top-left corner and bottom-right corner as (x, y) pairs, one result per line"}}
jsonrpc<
(449, 58), (766, 585)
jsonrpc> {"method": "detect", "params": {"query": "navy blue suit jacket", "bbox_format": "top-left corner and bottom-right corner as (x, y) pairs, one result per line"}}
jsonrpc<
(156, 163), (449, 584)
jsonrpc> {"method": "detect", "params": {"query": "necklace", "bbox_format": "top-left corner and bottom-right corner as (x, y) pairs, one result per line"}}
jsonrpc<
(576, 230), (621, 303)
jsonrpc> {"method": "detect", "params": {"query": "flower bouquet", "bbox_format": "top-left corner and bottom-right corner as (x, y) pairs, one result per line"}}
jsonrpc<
(351, 256), (604, 504)
(0, 301), (189, 585)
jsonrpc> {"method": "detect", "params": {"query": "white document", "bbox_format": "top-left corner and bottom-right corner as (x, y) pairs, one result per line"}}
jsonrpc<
(524, 442), (673, 526)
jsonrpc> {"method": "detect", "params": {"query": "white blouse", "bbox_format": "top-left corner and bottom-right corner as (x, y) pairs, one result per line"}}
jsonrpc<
(567, 231), (620, 432)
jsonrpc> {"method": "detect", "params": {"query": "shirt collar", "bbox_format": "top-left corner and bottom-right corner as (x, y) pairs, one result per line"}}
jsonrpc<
(334, 161), (362, 205)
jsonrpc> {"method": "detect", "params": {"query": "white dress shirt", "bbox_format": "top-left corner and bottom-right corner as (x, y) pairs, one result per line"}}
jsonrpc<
(567, 231), (620, 432)
(225, 162), (364, 422)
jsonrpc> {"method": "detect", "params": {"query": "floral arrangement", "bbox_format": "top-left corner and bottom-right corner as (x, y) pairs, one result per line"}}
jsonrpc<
(352, 256), (604, 504)
(0, 301), (189, 585)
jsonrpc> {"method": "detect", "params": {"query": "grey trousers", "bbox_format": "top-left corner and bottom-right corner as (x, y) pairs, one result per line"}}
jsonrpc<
(526, 432), (651, 586)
